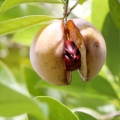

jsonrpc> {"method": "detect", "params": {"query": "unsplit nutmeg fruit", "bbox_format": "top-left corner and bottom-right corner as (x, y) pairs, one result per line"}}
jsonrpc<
(30, 19), (106, 85)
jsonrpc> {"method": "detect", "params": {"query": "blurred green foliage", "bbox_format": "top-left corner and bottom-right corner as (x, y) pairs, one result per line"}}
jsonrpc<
(0, 0), (120, 120)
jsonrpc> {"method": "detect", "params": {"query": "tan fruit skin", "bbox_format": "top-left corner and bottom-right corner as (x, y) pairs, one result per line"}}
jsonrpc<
(30, 19), (106, 85)
(30, 21), (70, 85)
(72, 19), (106, 81)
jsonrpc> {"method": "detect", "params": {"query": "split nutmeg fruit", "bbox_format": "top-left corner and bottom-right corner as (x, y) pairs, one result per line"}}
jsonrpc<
(30, 19), (106, 85)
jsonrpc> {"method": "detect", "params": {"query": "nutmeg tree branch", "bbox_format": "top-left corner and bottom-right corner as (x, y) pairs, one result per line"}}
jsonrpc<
(63, 0), (69, 27)
(67, 0), (79, 16)
(102, 111), (120, 119)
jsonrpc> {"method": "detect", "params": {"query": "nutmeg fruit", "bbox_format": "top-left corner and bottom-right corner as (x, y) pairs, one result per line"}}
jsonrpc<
(30, 19), (106, 85)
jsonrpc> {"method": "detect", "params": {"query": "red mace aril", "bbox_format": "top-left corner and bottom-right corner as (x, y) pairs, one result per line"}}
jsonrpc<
(64, 40), (81, 71)
(30, 19), (106, 85)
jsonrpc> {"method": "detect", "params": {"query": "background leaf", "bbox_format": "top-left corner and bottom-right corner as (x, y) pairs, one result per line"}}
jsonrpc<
(0, 84), (45, 119)
(109, 0), (120, 30)
(22, 65), (45, 96)
(0, 0), (62, 15)
(79, 0), (86, 5)
(0, 61), (46, 119)
(102, 13), (120, 77)
(0, 4), (51, 22)
(35, 96), (79, 120)
(74, 111), (97, 120)
(12, 24), (46, 46)
(92, 0), (120, 78)
(92, 0), (109, 31)
(36, 71), (118, 99)
(30, 70), (118, 113)
(0, 60), (16, 84)
(0, 15), (54, 36)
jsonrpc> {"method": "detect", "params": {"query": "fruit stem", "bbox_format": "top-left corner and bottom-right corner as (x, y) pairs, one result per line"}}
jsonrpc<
(63, 0), (79, 27)
(68, 0), (79, 16)
(63, 0), (69, 28)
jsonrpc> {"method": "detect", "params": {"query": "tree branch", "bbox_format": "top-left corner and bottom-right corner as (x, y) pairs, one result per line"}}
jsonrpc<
(102, 111), (120, 119)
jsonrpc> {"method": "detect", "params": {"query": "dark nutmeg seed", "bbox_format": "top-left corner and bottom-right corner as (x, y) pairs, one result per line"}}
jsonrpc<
(65, 40), (81, 71)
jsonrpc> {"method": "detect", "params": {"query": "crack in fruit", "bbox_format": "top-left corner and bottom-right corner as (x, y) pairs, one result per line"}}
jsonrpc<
(65, 40), (81, 71)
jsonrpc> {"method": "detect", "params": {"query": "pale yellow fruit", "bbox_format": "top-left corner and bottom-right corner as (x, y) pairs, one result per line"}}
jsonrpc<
(30, 19), (106, 85)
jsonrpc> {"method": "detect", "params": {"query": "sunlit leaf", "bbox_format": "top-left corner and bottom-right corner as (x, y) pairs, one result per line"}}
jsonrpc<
(89, 76), (118, 99)
(79, 0), (86, 5)
(35, 70), (118, 99)
(0, 15), (55, 36)
(0, 4), (51, 22)
(0, 60), (16, 84)
(109, 0), (120, 30)
(102, 13), (120, 77)
(0, 0), (4, 6)
(0, 84), (46, 119)
(0, 0), (62, 15)
(92, 0), (109, 31)
(34, 96), (79, 120)
(0, 61), (46, 119)
(12, 24), (46, 46)
(33, 71), (117, 112)
(92, 0), (120, 77)
(22, 65), (45, 96)
(74, 111), (97, 120)
(0, 60), (25, 93)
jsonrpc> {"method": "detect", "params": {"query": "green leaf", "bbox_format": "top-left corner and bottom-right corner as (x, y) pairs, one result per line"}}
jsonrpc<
(74, 111), (97, 120)
(34, 74), (114, 112)
(0, 84), (46, 119)
(92, 0), (109, 31)
(119, 72), (120, 85)
(0, 0), (4, 6)
(109, 0), (120, 30)
(89, 76), (118, 99)
(12, 24), (46, 46)
(0, 60), (46, 119)
(102, 13), (120, 76)
(22, 65), (45, 96)
(79, 0), (86, 5)
(92, 0), (120, 77)
(24, 67), (118, 112)
(0, 4), (51, 22)
(0, 60), (16, 84)
(0, 15), (54, 36)
(36, 70), (118, 99)
(35, 96), (79, 120)
(0, 0), (62, 15)
(0, 60), (25, 93)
